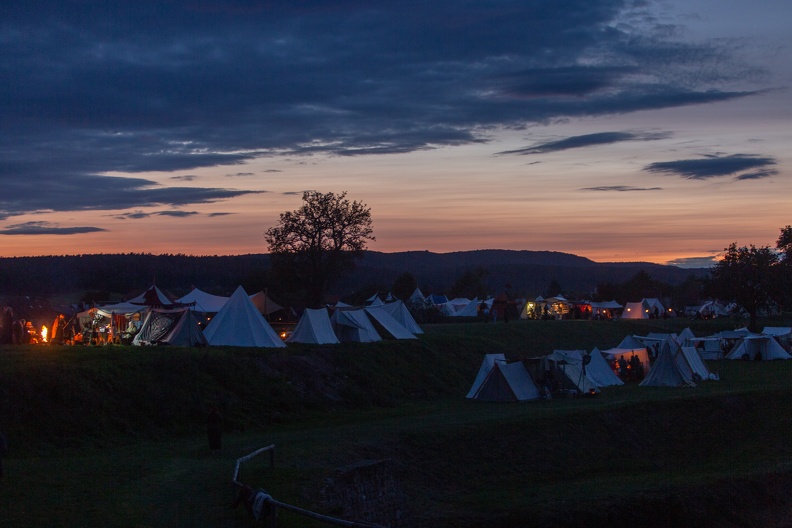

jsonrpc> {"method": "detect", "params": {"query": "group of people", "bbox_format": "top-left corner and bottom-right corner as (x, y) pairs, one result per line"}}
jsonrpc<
(0, 307), (44, 345)
(616, 354), (645, 382)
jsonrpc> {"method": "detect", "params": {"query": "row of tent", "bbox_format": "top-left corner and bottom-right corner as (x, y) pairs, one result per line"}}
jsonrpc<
(466, 328), (732, 402)
(88, 285), (423, 347)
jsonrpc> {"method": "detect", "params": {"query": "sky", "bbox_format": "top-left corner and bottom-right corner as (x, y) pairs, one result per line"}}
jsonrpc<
(2, 0), (791, 266)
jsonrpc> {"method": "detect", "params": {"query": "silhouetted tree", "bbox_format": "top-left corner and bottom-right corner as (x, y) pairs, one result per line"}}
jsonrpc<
(390, 272), (417, 302)
(708, 243), (779, 331)
(265, 191), (375, 307)
(449, 267), (488, 299)
(777, 225), (792, 311)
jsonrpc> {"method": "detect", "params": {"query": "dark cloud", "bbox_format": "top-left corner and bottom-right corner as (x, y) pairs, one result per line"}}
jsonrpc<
(580, 185), (663, 192)
(263, 169), (282, 173)
(644, 154), (778, 180)
(113, 210), (203, 219)
(499, 131), (671, 155)
(666, 255), (718, 268)
(226, 172), (256, 178)
(170, 175), (199, 181)
(0, 221), (107, 236)
(208, 212), (234, 217)
(0, 1), (766, 217)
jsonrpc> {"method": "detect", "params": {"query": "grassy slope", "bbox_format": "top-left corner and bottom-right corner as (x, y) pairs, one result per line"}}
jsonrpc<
(1, 317), (791, 527)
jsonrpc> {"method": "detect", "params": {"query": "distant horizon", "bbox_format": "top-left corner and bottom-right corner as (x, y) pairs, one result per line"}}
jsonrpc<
(0, 247), (716, 269)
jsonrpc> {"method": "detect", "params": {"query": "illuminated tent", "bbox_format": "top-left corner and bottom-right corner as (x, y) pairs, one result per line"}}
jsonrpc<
(542, 350), (599, 394)
(286, 308), (339, 344)
(132, 308), (207, 347)
(203, 286), (285, 348)
(467, 354), (540, 402)
(601, 347), (651, 375)
(248, 291), (286, 316)
(621, 301), (649, 319)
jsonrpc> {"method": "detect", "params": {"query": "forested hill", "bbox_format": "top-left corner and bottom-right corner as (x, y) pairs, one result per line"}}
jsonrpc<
(0, 250), (707, 300)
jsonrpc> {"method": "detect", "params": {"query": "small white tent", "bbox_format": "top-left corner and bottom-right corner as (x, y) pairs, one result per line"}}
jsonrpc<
(467, 355), (540, 402)
(203, 286), (286, 348)
(639, 346), (695, 387)
(176, 288), (229, 313)
(331, 309), (381, 342)
(133, 308), (207, 347)
(679, 346), (713, 381)
(586, 348), (624, 387)
(621, 301), (647, 319)
(380, 300), (423, 334)
(451, 297), (480, 317)
(364, 306), (416, 339)
(286, 308), (340, 344)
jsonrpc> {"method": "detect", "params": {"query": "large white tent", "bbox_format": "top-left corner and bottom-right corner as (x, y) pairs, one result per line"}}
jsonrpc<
(467, 354), (540, 402)
(621, 301), (649, 319)
(331, 309), (381, 343)
(203, 286), (286, 348)
(450, 297), (480, 317)
(725, 335), (791, 360)
(286, 308), (339, 344)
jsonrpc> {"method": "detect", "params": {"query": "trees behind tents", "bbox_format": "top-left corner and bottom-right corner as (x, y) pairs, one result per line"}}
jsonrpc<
(777, 225), (792, 311)
(265, 191), (375, 307)
(708, 243), (779, 331)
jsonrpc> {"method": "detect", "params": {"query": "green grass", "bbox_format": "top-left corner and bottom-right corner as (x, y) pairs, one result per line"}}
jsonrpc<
(1, 317), (791, 527)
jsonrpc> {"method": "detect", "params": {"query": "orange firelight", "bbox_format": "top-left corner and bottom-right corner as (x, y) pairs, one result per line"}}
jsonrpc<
(41, 325), (48, 343)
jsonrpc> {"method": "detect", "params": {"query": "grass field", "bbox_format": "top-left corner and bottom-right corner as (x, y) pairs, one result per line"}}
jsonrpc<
(1, 317), (791, 527)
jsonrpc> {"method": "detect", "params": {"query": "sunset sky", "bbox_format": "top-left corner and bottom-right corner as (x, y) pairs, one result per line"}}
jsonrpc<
(2, 1), (790, 266)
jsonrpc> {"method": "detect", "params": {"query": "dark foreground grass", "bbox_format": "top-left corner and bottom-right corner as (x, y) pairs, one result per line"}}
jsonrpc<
(1, 317), (791, 527)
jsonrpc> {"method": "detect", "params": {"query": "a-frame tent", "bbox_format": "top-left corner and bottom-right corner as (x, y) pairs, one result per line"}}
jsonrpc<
(725, 335), (791, 360)
(133, 307), (207, 347)
(543, 350), (599, 394)
(467, 354), (540, 402)
(621, 302), (648, 319)
(451, 297), (480, 317)
(364, 306), (417, 339)
(176, 287), (229, 313)
(679, 346), (713, 381)
(639, 346), (695, 387)
(203, 286), (286, 348)
(586, 348), (624, 387)
(380, 300), (423, 334)
(286, 308), (340, 344)
(331, 309), (381, 342)
(127, 285), (174, 307)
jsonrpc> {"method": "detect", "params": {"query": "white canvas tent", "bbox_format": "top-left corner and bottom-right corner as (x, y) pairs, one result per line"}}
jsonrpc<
(586, 348), (624, 387)
(176, 288), (229, 313)
(679, 346), (714, 381)
(640, 346), (695, 387)
(725, 335), (791, 360)
(364, 306), (417, 339)
(331, 309), (381, 343)
(380, 300), (423, 334)
(286, 308), (339, 344)
(203, 286), (286, 348)
(451, 297), (480, 317)
(621, 301), (649, 319)
(543, 350), (599, 394)
(601, 347), (651, 375)
(126, 285), (174, 307)
(132, 308), (207, 347)
(467, 354), (540, 402)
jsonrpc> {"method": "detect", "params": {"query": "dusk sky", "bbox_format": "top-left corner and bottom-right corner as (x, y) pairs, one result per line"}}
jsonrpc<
(2, 1), (790, 266)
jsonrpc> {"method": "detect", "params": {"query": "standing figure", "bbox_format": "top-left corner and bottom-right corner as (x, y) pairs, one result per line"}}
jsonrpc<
(207, 407), (222, 454)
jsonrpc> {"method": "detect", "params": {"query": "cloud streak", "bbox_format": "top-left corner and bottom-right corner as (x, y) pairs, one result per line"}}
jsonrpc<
(0, 222), (107, 236)
(499, 131), (671, 155)
(644, 154), (778, 180)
